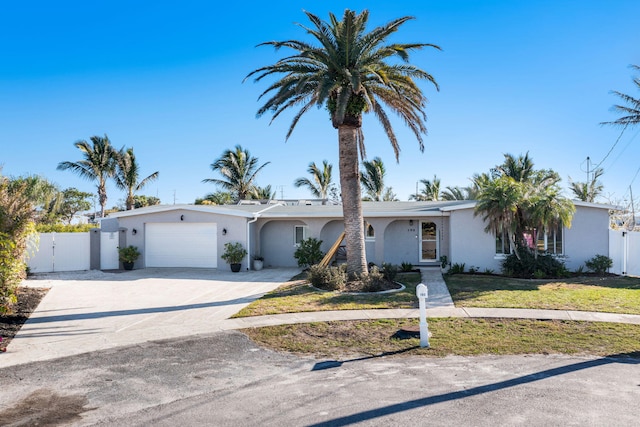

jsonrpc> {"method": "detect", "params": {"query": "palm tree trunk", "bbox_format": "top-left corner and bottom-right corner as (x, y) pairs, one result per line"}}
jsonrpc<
(338, 125), (368, 276)
(98, 180), (107, 218)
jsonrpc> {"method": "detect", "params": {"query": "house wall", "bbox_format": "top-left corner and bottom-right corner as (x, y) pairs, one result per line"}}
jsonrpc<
(115, 209), (248, 269)
(564, 205), (610, 270)
(258, 219), (309, 267)
(449, 208), (503, 272)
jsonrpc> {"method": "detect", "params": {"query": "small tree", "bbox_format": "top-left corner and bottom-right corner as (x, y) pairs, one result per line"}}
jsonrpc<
(585, 255), (613, 276)
(293, 238), (324, 268)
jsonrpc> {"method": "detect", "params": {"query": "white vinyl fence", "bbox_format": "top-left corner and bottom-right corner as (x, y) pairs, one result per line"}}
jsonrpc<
(100, 231), (120, 270)
(609, 229), (640, 276)
(27, 232), (91, 273)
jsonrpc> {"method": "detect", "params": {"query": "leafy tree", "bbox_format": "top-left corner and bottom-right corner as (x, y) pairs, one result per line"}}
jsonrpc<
(203, 145), (270, 202)
(474, 154), (575, 259)
(247, 10), (440, 274)
(602, 64), (640, 127)
(133, 195), (161, 208)
(57, 135), (117, 218)
(0, 176), (36, 313)
(569, 168), (604, 202)
(411, 175), (441, 201)
(294, 160), (335, 203)
(113, 147), (159, 210)
(7, 175), (63, 224)
(195, 191), (233, 205)
(57, 187), (93, 224)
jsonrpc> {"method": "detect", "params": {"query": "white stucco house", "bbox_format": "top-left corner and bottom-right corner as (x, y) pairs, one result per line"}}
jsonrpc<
(99, 200), (614, 273)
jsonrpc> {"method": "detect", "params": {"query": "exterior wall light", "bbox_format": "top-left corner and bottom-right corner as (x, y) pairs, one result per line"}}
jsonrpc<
(180, 215), (184, 221)
(222, 228), (227, 235)
(132, 228), (137, 235)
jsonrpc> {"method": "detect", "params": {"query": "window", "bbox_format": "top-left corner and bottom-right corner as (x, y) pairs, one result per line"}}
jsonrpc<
(364, 222), (375, 240)
(495, 225), (564, 256)
(294, 225), (307, 246)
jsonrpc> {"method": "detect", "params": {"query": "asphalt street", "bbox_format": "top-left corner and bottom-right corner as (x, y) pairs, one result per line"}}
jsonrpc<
(1, 330), (638, 426)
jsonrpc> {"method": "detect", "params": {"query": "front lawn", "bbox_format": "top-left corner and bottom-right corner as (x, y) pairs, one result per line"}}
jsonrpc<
(445, 274), (640, 315)
(232, 272), (422, 317)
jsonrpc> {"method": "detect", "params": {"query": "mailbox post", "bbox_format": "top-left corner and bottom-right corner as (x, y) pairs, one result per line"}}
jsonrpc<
(416, 283), (429, 348)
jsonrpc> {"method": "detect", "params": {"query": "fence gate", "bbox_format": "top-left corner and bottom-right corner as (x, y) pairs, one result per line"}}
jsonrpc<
(100, 231), (120, 270)
(27, 232), (91, 273)
(609, 229), (640, 276)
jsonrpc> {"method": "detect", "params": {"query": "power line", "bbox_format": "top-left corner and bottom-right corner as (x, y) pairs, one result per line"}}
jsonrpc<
(593, 123), (629, 172)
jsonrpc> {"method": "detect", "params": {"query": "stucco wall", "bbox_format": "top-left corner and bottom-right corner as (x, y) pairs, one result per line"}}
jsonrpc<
(258, 219), (308, 267)
(114, 209), (248, 269)
(563, 205), (610, 270)
(449, 208), (503, 272)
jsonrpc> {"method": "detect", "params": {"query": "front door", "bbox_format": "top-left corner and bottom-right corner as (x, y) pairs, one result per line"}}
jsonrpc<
(420, 221), (438, 262)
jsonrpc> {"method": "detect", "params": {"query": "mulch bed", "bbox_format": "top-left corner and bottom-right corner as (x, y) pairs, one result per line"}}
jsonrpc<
(0, 287), (49, 350)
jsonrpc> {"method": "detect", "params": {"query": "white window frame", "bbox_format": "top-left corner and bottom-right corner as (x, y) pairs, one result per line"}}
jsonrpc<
(364, 221), (375, 241)
(294, 225), (307, 247)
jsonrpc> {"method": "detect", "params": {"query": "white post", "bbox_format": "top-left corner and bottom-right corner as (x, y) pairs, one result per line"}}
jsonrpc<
(416, 283), (430, 348)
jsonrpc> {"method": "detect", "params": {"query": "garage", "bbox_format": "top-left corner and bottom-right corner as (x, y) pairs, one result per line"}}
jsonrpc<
(145, 223), (218, 268)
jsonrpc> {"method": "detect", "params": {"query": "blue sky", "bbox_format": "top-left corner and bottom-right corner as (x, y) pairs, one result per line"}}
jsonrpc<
(1, 1), (639, 208)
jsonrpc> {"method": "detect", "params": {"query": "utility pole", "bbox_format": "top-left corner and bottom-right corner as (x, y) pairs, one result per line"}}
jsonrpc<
(586, 156), (590, 182)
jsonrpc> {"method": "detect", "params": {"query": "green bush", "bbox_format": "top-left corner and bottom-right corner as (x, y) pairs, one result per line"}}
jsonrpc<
(381, 263), (398, 281)
(501, 248), (567, 279)
(400, 261), (414, 272)
(36, 223), (98, 233)
(449, 263), (466, 274)
(307, 264), (346, 291)
(585, 254), (613, 276)
(358, 266), (388, 292)
(294, 238), (324, 268)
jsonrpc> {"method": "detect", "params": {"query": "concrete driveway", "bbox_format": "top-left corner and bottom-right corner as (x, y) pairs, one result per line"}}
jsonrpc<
(1, 267), (300, 367)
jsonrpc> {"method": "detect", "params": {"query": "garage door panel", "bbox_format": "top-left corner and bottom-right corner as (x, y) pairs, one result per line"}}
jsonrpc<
(145, 223), (217, 268)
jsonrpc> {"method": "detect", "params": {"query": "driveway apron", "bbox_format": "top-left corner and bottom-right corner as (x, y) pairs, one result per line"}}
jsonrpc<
(1, 267), (300, 367)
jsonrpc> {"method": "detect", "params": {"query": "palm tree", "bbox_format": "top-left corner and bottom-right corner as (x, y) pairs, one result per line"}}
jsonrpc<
(113, 147), (159, 210)
(602, 64), (640, 127)
(441, 185), (474, 201)
(57, 135), (116, 218)
(246, 9), (439, 275)
(195, 191), (233, 205)
(411, 175), (441, 201)
(381, 187), (399, 201)
(294, 160), (335, 203)
(360, 157), (386, 201)
(569, 168), (604, 202)
(203, 145), (270, 202)
(475, 154), (575, 258)
(251, 185), (276, 200)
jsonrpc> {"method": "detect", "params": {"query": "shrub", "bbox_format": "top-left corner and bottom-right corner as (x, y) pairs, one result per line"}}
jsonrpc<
(468, 265), (478, 274)
(400, 261), (414, 272)
(501, 248), (567, 278)
(381, 263), (398, 281)
(294, 238), (324, 268)
(36, 223), (98, 233)
(448, 263), (466, 275)
(307, 264), (346, 291)
(358, 266), (388, 292)
(221, 242), (247, 264)
(585, 254), (613, 276)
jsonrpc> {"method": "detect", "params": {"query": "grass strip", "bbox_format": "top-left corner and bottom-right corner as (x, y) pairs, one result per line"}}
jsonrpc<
(242, 318), (640, 359)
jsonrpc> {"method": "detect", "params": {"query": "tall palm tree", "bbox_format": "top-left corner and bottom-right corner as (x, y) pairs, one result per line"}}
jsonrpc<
(360, 157), (386, 201)
(527, 185), (575, 258)
(57, 135), (116, 218)
(114, 147), (159, 210)
(203, 145), (270, 202)
(411, 175), (441, 201)
(294, 160), (335, 203)
(246, 9), (439, 275)
(441, 186), (473, 201)
(569, 168), (604, 202)
(602, 64), (640, 127)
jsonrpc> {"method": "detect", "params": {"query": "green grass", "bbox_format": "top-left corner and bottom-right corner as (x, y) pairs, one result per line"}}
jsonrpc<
(445, 274), (640, 315)
(232, 272), (422, 317)
(242, 318), (640, 359)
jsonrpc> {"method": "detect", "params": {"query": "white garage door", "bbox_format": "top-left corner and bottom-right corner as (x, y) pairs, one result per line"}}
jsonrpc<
(145, 223), (217, 268)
